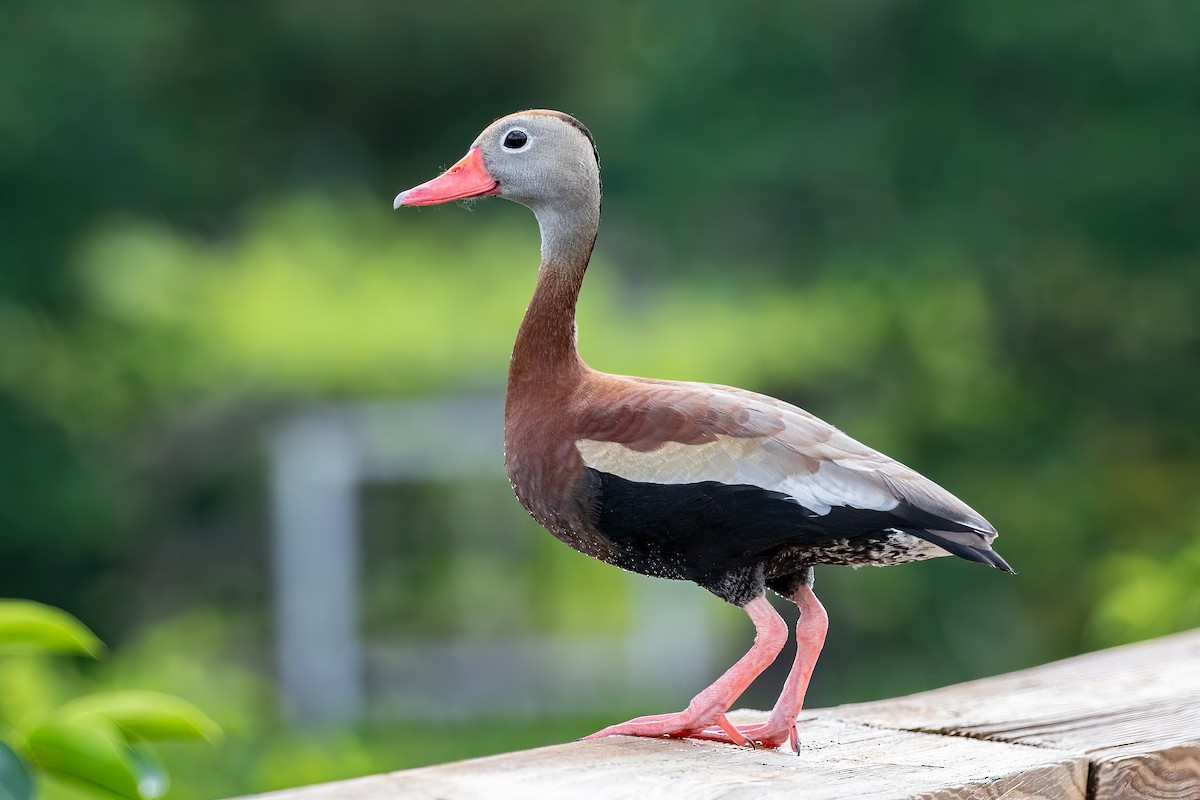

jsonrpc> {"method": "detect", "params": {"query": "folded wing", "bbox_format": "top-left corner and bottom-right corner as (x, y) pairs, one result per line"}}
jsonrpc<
(576, 377), (1011, 572)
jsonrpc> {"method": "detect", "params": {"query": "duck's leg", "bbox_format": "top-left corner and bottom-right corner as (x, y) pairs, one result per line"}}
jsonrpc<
(699, 582), (828, 752)
(583, 594), (787, 745)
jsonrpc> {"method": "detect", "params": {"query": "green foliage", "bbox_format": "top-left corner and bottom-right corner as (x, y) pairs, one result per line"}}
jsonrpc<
(24, 718), (157, 800)
(0, 604), (104, 659)
(55, 695), (221, 747)
(0, 743), (33, 800)
(1089, 523), (1200, 647)
(0, 604), (217, 800)
(0, 611), (638, 799)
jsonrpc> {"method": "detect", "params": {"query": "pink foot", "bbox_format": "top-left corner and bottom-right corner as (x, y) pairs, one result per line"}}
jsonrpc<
(693, 720), (796, 750)
(583, 710), (750, 746)
(583, 596), (787, 750)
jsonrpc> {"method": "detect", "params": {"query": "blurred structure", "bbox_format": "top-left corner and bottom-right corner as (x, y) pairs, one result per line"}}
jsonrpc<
(269, 399), (717, 723)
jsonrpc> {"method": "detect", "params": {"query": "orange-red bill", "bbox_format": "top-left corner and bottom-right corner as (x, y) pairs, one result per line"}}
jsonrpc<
(394, 147), (499, 208)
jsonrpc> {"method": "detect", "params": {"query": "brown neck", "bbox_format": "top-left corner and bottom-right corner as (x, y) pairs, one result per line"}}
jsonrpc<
(507, 194), (600, 393)
(508, 257), (589, 389)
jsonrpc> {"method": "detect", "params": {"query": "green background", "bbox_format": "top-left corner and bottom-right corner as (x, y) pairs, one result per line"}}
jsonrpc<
(1, 2), (1197, 796)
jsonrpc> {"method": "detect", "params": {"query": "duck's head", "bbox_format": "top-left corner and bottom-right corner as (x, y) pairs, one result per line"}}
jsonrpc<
(394, 110), (600, 215)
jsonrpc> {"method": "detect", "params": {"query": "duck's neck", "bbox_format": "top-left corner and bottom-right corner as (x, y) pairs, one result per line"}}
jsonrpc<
(508, 200), (600, 388)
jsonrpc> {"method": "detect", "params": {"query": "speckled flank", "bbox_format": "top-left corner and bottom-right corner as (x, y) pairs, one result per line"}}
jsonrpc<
(771, 531), (949, 570)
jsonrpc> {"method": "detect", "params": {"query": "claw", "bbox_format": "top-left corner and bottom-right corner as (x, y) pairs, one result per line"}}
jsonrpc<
(714, 713), (749, 747)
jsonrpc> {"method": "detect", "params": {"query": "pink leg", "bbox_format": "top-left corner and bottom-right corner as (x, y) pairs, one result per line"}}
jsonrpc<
(715, 584), (828, 752)
(583, 595), (787, 746)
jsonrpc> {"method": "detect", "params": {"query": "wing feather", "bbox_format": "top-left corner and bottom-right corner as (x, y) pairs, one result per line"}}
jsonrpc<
(576, 377), (996, 540)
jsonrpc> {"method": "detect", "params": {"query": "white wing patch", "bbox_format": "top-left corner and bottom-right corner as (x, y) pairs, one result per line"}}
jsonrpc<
(575, 436), (901, 515)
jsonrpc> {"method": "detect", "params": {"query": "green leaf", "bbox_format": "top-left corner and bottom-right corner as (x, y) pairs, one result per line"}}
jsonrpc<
(0, 742), (33, 800)
(59, 691), (222, 744)
(24, 717), (141, 798)
(0, 601), (105, 658)
(128, 747), (168, 800)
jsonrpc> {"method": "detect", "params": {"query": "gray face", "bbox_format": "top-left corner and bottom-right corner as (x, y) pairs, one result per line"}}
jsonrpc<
(471, 111), (601, 212)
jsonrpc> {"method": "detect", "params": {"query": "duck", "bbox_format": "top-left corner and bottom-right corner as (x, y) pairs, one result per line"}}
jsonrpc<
(393, 110), (1012, 753)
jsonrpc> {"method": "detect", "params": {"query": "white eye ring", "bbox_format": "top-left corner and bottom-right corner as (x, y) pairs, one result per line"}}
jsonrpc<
(501, 128), (530, 151)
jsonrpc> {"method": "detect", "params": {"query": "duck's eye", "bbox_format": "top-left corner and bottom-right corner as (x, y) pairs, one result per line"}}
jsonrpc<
(503, 129), (529, 150)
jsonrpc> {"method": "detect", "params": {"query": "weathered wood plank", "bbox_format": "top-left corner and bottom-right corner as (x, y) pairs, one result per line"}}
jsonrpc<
(248, 718), (1084, 800)
(1091, 743), (1200, 800)
(812, 629), (1200, 800)
(234, 630), (1200, 800)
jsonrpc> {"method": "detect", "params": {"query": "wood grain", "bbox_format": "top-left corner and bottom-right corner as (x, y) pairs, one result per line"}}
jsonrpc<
(247, 718), (1084, 800)
(811, 629), (1200, 800)
(1092, 743), (1200, 800)
(232, 629), (1200, 800)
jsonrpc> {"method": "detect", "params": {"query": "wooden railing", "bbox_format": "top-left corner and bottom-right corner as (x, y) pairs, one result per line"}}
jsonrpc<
(241, 629), (1200, 799)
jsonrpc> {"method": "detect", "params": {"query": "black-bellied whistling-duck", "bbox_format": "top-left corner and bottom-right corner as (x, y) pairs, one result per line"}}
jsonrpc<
(394, 110), (1012, 752)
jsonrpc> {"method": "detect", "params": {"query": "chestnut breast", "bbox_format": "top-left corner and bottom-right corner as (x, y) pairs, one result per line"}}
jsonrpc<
(503, 365), (615, 561)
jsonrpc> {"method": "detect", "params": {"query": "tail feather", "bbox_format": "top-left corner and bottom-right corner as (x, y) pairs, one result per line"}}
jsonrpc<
(914, 529), (1016, 574)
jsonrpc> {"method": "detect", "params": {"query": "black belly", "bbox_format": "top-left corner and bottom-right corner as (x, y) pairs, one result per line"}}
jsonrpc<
(582, 468), (950, 604)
